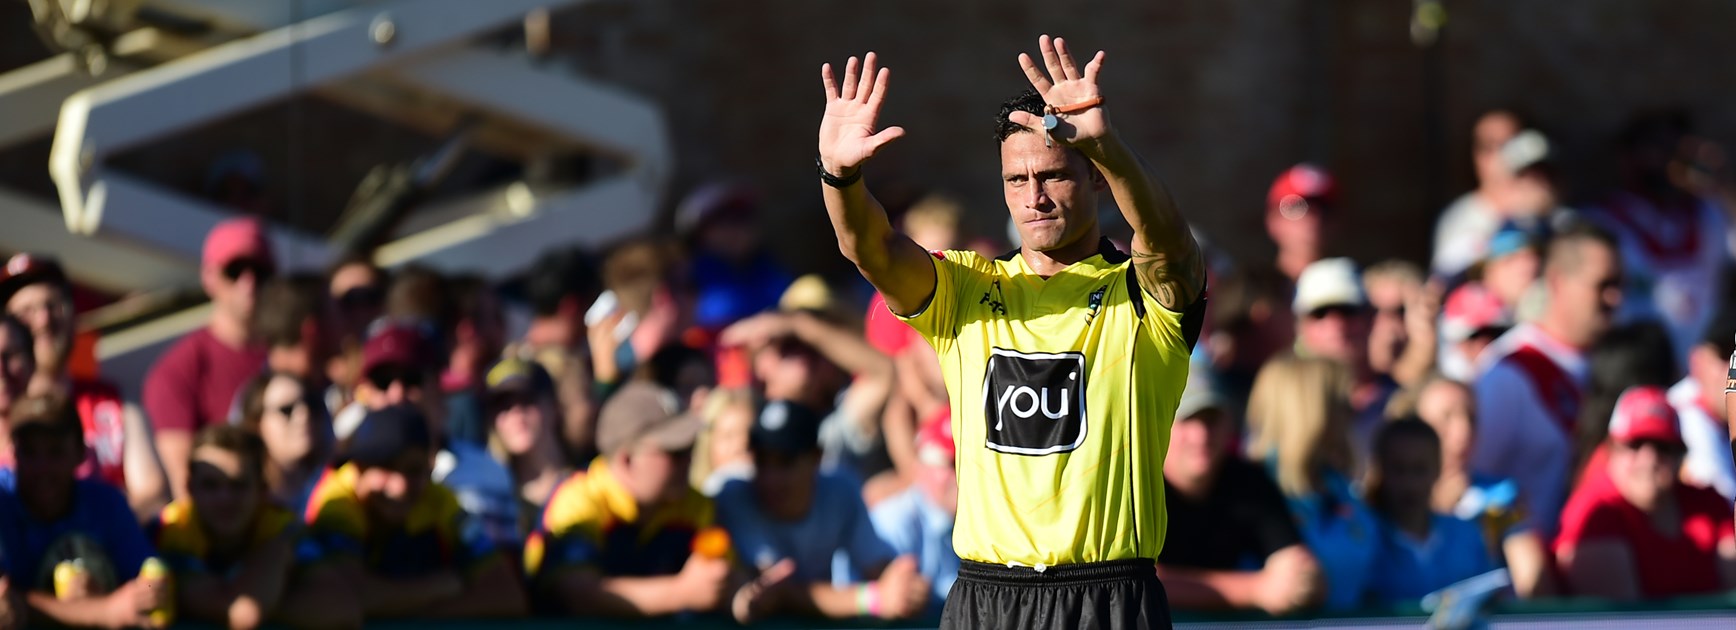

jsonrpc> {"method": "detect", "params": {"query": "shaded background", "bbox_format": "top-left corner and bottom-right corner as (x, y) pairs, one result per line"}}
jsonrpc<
(4, 0), (1735, 275)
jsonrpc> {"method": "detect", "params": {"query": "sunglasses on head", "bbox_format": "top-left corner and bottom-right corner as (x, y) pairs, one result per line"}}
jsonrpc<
(366, 364), (425, 391)
(221, 258), (274, 282)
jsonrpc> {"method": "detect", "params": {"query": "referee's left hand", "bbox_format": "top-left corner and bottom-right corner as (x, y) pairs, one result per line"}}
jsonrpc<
(1010, 34), (1109, 148)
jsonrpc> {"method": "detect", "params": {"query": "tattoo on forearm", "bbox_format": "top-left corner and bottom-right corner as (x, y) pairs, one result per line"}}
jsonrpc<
(1132, 244), (1205, 310)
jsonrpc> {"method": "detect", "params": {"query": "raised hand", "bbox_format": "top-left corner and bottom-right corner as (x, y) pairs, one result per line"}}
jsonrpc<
(1011, 34), (1109, 147)
(818, 52), (906, 175)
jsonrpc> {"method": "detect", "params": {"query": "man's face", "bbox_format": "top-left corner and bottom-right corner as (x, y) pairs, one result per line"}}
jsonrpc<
(204, 258), (271, 325)
(1472, 112), (1521, 188)
(1297, 305), (1372, 369)
(754, 339), (834, 404)
(330, 263), (384, 341)
(751, 449), (820, 522)
(0, 325), (34, 418)
(1364, 277), (1411, 376)
(1607, 439), (1683, 510)
(1000, 132), (1102, 253)
(355, 449), (431, 526)
(1549, 243), (1623, 342)
(188, 445), (262, 542)
(1690, 344), (1730, 420)
(618, 442), (693, 507)
(7, 283), (73, 374)
(1163, 410), (1230, 487)
(1265, 199), (1326, 258)
(362, 363), (442, 423)
(1484, 248), (1540, 308)
(12, 429), (81, 510)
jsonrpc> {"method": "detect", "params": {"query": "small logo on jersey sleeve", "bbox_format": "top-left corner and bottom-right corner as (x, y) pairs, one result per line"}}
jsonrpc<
(981, 348), (1087, 456)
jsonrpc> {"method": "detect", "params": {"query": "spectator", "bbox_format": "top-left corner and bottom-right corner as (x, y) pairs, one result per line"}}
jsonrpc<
(676, 183), (795, 331)
(1266, 164), (1336, 284)
(2, 255), (171, 520)
(1572, 322), (1678, 488)
(525, 381), (733, 618)
(1203, 267), (1295, 405)
(1389, 374), (1552, 598)
(1433, 109), (1523, 278)
(1158, 367), (1320, 615)
(1591, 111), (1729, 360)
(482, 357), (571, 531)
(868, 194), (961, 486)
(1362, 260), (1438, 389)
(305, 405), (527, 618)
(0, 316), (35, 455)
(869, 409), (961, 619)
(1668, 319), (1736, 499)
(1366, 419), (1495, 604)
(720, 303), (895, 482)
(696, 388), (756, 495)
(339, 322), (520, 549)
(1472, 224), (1622, 537)
(515, 247), (601, 460)
(1474, 228), (1542, 317)
(443, 275), (508, 447)
(716, 399), (929, 622)
(326, 256), (386, 406)
(1554, 387), (1736, 599)
(1437, 283), (1515, 382)
(253, 274), (338, 389)
(144, 218), (274, 499)
(237, 372), (333, 516)
(1244, 356), (1377, 611)
(150, 425), (359, 629)
(1293, 258), (1396, 460)
(0, 394), (162, 629)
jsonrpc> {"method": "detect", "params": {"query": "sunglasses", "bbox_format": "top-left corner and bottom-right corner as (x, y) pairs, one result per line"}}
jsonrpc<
(366, 365), (425, 391)
(1620, 439), (1686, 457)
(221, 258), (274, 283)
(337, 286), (384, 312)
(1307, 304), (1364, 321)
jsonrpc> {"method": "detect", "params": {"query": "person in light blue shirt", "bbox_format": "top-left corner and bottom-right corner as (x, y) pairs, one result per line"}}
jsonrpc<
(717, 400), (931, 623)
(869, 411), (959, 617)
(1368, 419), (1495, 603)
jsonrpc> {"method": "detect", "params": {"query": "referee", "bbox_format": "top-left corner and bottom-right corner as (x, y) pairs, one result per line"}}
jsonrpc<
(815, 35), (1206, 629)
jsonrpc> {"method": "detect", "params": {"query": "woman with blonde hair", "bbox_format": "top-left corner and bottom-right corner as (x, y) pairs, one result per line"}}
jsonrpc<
(1245, 355), (1377, 611)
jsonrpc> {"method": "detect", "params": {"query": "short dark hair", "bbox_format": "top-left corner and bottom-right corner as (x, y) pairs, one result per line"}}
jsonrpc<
(1543, 221), (1619, 275)
(192, 424), (268, 488)
(385, 265), (453, 333)
(995, 90), (1048, 143)
(253, 273), (327, 348)
(1700, 316), (1736, 359)
(524, 248), (599, 317)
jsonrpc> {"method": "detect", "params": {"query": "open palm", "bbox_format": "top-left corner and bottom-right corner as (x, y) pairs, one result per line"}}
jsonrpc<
(1011, 35), (1109, 146)
(818, 52), (905, 174)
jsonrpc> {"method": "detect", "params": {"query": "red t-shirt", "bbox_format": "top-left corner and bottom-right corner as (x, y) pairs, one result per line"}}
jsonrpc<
(72, 379), (128, 488)
(864, 293), (916, 356)
(142, 328), (266, 434)
(1554, 473), (1734, 598)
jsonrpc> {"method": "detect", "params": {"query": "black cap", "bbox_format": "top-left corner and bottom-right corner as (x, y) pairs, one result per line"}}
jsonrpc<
(748, 399), (823, 456)
(343, 405), (432, 468)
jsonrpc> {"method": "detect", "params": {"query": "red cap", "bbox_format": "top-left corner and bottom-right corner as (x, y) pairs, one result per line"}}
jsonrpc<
(0, 253), (68, 303)
(916, 407), (955, 467)
(1607, 386), (1683, 446)
(1440, 283), (1515, 343)
(361, 322), (435, 376)
(202, 218), (275, 272)
(1267, 163), (1337, 213)
(864, 293), (917, 356)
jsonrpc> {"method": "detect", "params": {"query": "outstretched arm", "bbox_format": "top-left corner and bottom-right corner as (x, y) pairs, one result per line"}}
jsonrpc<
(1010, 35), (1205, 311)
(817, 53), (935, 316)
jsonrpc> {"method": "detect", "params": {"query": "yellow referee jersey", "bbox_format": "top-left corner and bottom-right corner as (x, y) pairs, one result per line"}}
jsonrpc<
(896, 239), (1202, 567)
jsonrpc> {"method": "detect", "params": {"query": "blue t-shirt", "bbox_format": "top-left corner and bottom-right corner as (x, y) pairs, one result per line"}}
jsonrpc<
(715, 470), (895, 584)
(0, 479), (152, 592)
(436, 440), (523, 547)
(1284, 470), (1380, 611)
(869, 486), (957, 616)
(1370, 514), (1495, 603)
(689, 252), (793, 330)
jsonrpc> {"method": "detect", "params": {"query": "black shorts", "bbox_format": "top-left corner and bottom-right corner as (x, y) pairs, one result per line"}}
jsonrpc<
(940, 558), (1172, 630)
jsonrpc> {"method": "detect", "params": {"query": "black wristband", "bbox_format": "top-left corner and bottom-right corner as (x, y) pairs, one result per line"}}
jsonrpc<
(817, 158), (863, 189)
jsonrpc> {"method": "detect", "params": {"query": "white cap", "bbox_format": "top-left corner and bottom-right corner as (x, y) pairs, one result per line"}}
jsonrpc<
(1500, 130), (1550, 174)
(1293, 257), (1366, 315)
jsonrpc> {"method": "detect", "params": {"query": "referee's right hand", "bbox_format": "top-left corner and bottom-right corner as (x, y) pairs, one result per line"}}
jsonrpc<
(818, 52), (906, 177)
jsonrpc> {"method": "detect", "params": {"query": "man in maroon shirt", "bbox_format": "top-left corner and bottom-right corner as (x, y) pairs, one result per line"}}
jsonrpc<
(143, 218), (273, 498)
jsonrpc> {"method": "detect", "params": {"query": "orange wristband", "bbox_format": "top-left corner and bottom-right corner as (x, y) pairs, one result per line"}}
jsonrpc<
(1047, 96), (1103, 115)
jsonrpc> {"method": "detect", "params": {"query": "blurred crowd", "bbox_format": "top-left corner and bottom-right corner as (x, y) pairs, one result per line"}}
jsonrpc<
(0, 107), (1733, 628)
